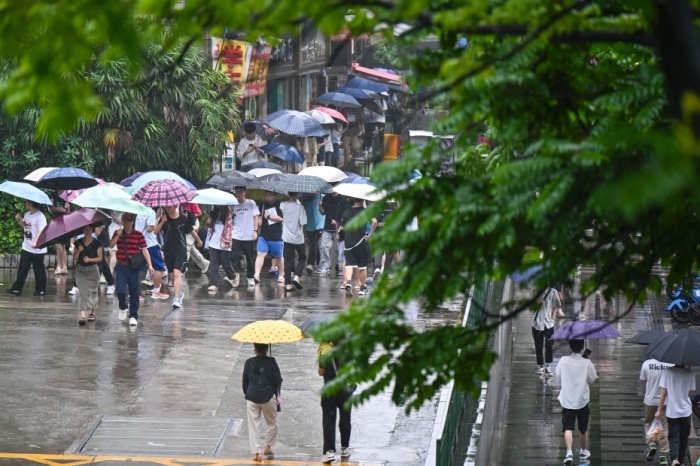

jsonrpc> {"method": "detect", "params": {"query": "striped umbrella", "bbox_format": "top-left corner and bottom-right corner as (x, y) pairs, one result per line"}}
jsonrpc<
(275, 175), (333, 194)
(131, 179), (195, 207)
(263, 110), (328, 137)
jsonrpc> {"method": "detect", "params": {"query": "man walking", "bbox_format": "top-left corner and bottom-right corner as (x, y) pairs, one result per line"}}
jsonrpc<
(656, 365), (695, 466)
(318, 341), (353, 463)
(555, 339), (598, 465)
(532, 287), (561, 376)
(231, 186), (260, 287)
(338, 197), (376, 296)
(640, 358), (672, 464)
(280, 192), (307, 292)
(154, 205), (203, 308)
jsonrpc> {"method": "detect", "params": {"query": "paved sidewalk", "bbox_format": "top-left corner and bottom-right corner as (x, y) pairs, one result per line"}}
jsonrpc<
(496, 270), (694, 466)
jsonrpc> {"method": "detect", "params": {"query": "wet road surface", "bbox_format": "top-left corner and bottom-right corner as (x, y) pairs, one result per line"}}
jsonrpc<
(0, 267), (461, 465)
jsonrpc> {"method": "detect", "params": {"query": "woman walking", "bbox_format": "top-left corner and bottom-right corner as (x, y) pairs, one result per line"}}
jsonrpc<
(207, 206), (237, 291)
(242, 343), (283, 462)
(73, 225), (103, 325)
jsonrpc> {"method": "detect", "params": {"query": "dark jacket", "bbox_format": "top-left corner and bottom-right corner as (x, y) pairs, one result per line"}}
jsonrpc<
(242, 355), (283, 404)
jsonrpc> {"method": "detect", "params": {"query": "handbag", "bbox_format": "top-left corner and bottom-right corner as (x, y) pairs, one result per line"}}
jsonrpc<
(122, 235), (145, 271)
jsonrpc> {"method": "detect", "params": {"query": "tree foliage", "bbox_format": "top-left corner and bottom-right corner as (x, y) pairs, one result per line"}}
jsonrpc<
(1, 0), (700, 411)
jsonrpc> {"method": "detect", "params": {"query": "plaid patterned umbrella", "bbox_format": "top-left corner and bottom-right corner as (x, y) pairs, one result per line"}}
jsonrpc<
(263, 110), (328, 137)
(131, 179), (195, 207)
(275, 175), (333, 194)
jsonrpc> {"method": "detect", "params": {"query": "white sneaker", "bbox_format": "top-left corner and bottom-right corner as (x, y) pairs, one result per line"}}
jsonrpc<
(340, 447), (351, 459)
(579, 449), (590, 460)
(106, 285), (115, 295)
(373, 268), (382, 280)
(322, 451), (335, 463)
(68, 286), (79, 295)
(207, 285), (218, 292)
(99, 274), (107, 284)
(544, 366), (553, 377)
(128, 317), (138, 326)
(172, 297), (181, 308)
(223, 277), (235, 288)
(247, 278), (255, 287)
(563, 451), (573, 465)
(536, 365), (545, 375)
(118, 308), (127, 321)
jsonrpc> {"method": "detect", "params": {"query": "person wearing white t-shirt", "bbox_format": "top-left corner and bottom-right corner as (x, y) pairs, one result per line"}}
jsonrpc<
(640, 358), (672, 463)
(555, 339), (598, 465)
(656, 365), (696, 466)
(532, 287), (561, 376)
(237, 123), (266, 166)
(231, 187), (261, 287)
(7, 201), (47, 297)
(136, 213), (168, 299)
(206, 206), (238, 291)
(281, 192), (307, 292)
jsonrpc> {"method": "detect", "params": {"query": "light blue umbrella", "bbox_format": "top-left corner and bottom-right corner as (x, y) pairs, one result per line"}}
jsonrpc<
(259, 142), (305, 164)
(98, 198), (155, 217)
(0, 181), (52, 205)
(191, 188), (239, 206)
(315, 92), (361, 108)
(130, 171), (196, 190)
(72, 185), (130, 208)
(264, 110), (328, 137)
(345, 77), (390, 93)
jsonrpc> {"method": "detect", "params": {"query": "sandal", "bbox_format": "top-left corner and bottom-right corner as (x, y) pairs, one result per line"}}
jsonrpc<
(263, 447), (274, 458)
(253, 453), (262, 462)
(87, 313), (95, 322)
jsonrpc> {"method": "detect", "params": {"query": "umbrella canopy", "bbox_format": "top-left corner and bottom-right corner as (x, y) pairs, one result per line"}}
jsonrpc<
(206, 170), (262, 190)
(191, 188), (239, 206)
(257, 172), (290, 183)
(181, 202), (202, 216)
(119, 172), (145, 187)
(247, 168), (283, 178)
(275, 175), (333, 194)
(335, 86), (375, 101)
(314, 106), (348, 124)
(35, 208), (110, 249)
(97, 198), (155, 217)
(0, 181), (52, 205)
(333, 183), (386, 202)
(264, 110), (328, 138)
(645, 329), (700, 366)
(238, 160), (287, 173)
(298, 166), (348, 183)
(34, 167), (98, 190)
(300, 315), (335, 334)
(231, 320), (304, 344)
(626, 330), (666, 345)
(131, 179), (195, 207)
(306, 109), (335, 125)
(24, 167), (58, 183)
(339, 173), (370, 184)
(130, 171), (196, 190)
(549, 320), (622, 341)
(345, 77), (390, 93)
(259, 142), (305, 164)
(243, 120), (278, 141)
(72, 185), (131, 208)
(316, 92), (361, 108)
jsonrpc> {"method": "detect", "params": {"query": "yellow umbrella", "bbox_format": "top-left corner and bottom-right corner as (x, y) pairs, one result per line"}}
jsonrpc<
(231, 320), (304, 344)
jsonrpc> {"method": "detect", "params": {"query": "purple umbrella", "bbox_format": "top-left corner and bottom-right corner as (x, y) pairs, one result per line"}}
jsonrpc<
(35, 208), (111, 249)
(120, 172), (144, 187)
(549, 320), (621, 340)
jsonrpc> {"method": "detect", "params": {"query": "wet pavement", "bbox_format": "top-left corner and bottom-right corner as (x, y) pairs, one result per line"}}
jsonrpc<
(0, 266), (461, 465)
(496, 267), (700, 466)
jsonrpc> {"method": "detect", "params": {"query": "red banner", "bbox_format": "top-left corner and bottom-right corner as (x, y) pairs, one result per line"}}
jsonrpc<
(244, 45), (272, 98)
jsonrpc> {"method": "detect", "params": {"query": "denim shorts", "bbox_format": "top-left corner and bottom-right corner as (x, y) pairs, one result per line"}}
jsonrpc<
(257, 237), (283, 258)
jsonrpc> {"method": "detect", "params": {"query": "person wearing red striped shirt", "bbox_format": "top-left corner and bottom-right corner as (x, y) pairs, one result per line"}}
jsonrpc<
(109, 213), (154, 326)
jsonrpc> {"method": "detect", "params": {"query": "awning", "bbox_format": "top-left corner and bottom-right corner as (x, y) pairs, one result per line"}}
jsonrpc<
(351, 64), (405, 90)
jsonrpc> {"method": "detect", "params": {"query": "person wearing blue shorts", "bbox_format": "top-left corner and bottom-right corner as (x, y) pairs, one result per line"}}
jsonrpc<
(254, 191), (284, 285)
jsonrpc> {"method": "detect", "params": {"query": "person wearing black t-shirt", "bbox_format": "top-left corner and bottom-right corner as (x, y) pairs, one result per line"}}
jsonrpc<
(154, 205), (202, 308)
(254, 191), (285, 284)
(338, 198), (377, 296)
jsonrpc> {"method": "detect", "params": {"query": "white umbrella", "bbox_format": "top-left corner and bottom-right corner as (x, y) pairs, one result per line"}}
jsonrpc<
(0, 181), (52, 205)
(24, 167), (58, 183)
(130, 171), (193, 189)
(306, 109), (335, 125)
(97, 198), (155, 217)
(248, 168), (283, 178)
(191, 188), (239, 206)
(333, 183), (386, 202)
(72, 185), (131, 208)
(298, 166), (348, 183)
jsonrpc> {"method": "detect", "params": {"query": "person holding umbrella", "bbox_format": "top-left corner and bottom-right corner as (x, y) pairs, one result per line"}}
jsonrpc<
(109, 213), (154, 326)
(241, 343), (283, 462)
(7, 201), (47, 297)
(72, 224), (103, 325)
(656, 365), (695, 466)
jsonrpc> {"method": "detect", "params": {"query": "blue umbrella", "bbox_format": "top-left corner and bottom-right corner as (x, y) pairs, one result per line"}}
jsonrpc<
(34, 167), (98, 190)
(315, 92), (361, 108)
(259, 142), (305, 164)
(345, 77), (390, 93)
(0, 181), (52, 205)
(339, 173), (370, 184)
(264, 110), (328, 137)
(335, 86), (374, 101)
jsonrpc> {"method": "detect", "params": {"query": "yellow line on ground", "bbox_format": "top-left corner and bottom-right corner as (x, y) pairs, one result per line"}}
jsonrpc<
(0, 453), (369, 465)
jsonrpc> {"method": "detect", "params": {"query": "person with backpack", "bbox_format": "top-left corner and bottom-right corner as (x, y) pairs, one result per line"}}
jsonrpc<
(532, 286), (562, 376)
(242, 343), (283, 462)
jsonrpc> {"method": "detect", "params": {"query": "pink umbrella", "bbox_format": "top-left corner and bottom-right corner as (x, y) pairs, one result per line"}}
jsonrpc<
(315, 106), (348, 124)
(131, 179), (195, 207)
(35, 208), (110, 249)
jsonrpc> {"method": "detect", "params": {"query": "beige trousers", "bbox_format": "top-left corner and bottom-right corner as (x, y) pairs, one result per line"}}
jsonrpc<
(246, 398), (278, 454)
(644, 403), (669, 454)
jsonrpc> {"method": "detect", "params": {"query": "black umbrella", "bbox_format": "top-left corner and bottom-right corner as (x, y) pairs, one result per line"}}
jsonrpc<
(626, 330), (665, 345)
(645, 329), (700, 366)
(239, 160), (287, 173)
(300, 315), (335, 334)
(34, 167), (98, 190)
